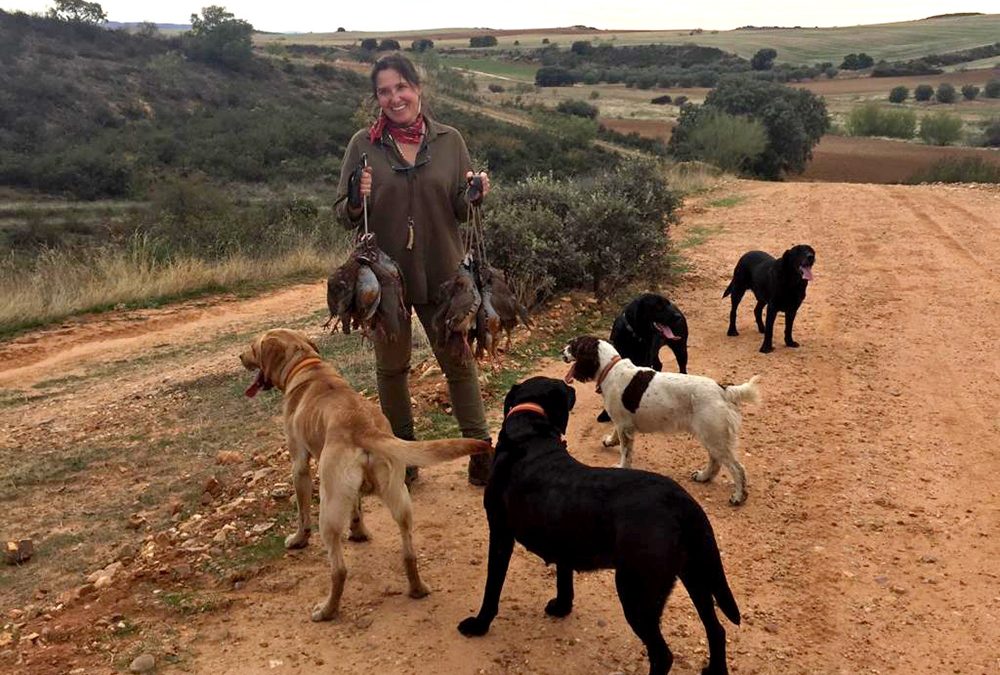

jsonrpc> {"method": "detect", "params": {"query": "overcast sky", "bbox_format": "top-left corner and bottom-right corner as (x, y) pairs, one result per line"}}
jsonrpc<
(2, 1), (996, 32)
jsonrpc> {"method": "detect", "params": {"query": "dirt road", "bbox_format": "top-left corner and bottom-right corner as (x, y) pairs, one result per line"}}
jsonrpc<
(2, 181), (998, 674)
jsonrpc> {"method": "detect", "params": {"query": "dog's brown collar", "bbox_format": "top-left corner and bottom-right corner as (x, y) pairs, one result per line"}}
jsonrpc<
(595, 356), (622, 394)
(283, 357), (322, 391)
(505, 402), (547, 420)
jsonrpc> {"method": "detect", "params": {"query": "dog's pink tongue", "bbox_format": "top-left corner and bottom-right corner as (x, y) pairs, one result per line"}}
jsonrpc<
(563, 362), (576, 384)
(245, 371), (264, 398)
(655, 323), (678, 341)
(801, 265), (814, 281)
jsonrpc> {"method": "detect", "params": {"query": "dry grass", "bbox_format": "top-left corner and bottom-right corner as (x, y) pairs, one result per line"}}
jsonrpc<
(0, 234), (347, 335)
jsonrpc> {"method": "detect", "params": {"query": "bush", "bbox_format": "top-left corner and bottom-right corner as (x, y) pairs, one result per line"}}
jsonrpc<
(183, 6), (254, 70)
(469, 35), (498, 48)
(750, 48), (777, 71)
(935, 83), (957, 103)
(961, 84), (980, 100)
(535, 66), (575, 87)
(651, 94), (672, 105)
(986, 79), (1000, 98)
(888, 86), (908, 103)
(411, 38), (434, 52)
(377, 39), (400, 51)
(668, 107), (767, 173)
(845, 102), (916, 139)
(982, 118), (1000, 147)
(672, 77), (828, 179)
(914, 84), (934, 101)
(487, 83), (504, 93)
(919, 112), (963, 145)
(840, 53), (874, 70)
(907, 157), (1000, 184)
(359, 38), (377, 51)
(556, 99), (599, 119)
(673, 95), (688, 107)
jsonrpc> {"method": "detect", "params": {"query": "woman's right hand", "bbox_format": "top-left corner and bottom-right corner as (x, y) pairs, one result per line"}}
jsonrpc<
(359, 166), (373, 199)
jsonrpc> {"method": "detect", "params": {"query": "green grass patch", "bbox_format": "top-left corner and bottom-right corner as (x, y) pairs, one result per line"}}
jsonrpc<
(160, 590), (228, 615)
(707, 196), (745, 208)
(439, 56), (537, 81)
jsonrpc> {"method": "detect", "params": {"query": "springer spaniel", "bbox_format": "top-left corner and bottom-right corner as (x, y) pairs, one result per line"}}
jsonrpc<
(563, 336), (760, 505)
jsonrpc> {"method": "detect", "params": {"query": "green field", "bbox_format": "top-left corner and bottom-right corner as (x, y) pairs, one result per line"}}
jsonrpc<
(264, 14), (1000, 66)
(435, 56), (537, 81)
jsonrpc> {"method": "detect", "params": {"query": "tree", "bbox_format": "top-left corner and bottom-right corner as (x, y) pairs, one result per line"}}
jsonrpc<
(888, 86), (909, 103)
(377, 38), (400, 51)
(47, 0), (107, 24)
(986, 80), (1000, 98)
(672, 77), (829, 179)
(359, 38), (377, 51)
(469, 35), (498, 48)
(840, 52), (874, 70)
(935, 83), (956, 103)
(336, 27), (346, 32)
(535, 66), (575, 87)
(919, 112), (963, 145)
(961, 84), (980, 100)
(411, 38), (434, 52)
(914, 84), (934, 101)
(750, 48), (777, 71)
(668, 107), (767, 173)
(184, 6), (254, 69)
(571, 40), (593, 56)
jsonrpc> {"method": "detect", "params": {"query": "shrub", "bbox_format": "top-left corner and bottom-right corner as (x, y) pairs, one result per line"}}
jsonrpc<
(377, 39), (400, 51)
(183, 6), (254, 70)
(982, 118), (1000, 147)
(907, 157), (1000, 184)
(535, 66), (575, 87)
(750, 48), (777, 71)
(673, 95), (688, 107)
(359, 38), (377, 51)
(673, 77), (828, 179)
(411, 38), (434, 52)
(961, 84), (980, 100)
(469, 35), (498, 48)
(935, 83), (957, 103)
(919, 112), (963, 145)
(668, 107), (767, 173)
(914, 84), (934, 101)
(840, 53), (874, 70)
(571, 41), (593, 56)
(985, 79), (1000, 98)
(651, 94), (672, 105)
(556, 99), (599, 119)
(888, 86), (908, 103)
(487, 83), (504, 93)
(845, 102), (916, 139)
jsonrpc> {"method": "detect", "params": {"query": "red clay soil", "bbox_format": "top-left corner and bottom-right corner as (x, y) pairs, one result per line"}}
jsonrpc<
(2, 180), (998, 674)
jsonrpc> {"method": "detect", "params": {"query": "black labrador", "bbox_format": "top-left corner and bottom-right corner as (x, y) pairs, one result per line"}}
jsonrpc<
(723, 244), (815, 353)
(597, 293), (688, 422)
(458, 376), (741, 675)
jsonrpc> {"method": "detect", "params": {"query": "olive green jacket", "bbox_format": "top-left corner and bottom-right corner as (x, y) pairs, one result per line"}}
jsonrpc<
(335, 114), (474, 305)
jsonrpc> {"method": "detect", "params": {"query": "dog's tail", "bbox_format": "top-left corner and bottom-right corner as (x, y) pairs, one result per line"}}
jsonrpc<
(688, 525), (741, 626)
(722, 375), (760, 406)
(364, 433), (491, 467)
(722, 281), (733, 298)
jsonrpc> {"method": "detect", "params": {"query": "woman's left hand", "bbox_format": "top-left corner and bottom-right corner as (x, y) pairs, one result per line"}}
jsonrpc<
(466, 171), (490, 200)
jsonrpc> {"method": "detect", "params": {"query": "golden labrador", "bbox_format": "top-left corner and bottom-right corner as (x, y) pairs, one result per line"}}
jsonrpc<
(240, 328), (490, 621)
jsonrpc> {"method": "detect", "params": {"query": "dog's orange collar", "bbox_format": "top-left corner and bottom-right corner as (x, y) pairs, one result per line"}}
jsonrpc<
(505, 402), (547, 420)
(283, 357), (322, 390)
(595, 356), (622, 394)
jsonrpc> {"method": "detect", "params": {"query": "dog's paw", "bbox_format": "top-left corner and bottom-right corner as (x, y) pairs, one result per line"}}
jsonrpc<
(691, 469), (712, 483)
(284, 530), (310, 549)
(310, 602), (337, 622)
(601, 434), (620, 448)
(457, 616), (491, 637)
(729, 492), (747, 506)
(759, 344), (774, 354)
(785, 339), (800, 348)
(544, 598), (573, 618)
(409, 583), (430, 599)
(726, 327), (738, 337)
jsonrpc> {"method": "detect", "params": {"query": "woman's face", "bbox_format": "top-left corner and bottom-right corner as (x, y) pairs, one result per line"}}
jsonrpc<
(375, 68), (421, 126)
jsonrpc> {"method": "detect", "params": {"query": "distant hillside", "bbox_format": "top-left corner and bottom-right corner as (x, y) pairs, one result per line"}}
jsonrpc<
(0, 10), (367, 199)
(288, 14), (1000, 65)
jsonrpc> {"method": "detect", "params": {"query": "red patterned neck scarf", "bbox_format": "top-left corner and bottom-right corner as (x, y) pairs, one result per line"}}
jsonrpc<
(368, 111), (425, 145)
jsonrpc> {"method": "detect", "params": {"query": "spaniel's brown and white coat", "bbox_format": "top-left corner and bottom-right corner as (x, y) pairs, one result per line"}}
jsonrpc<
(562, 336), (760, 505)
